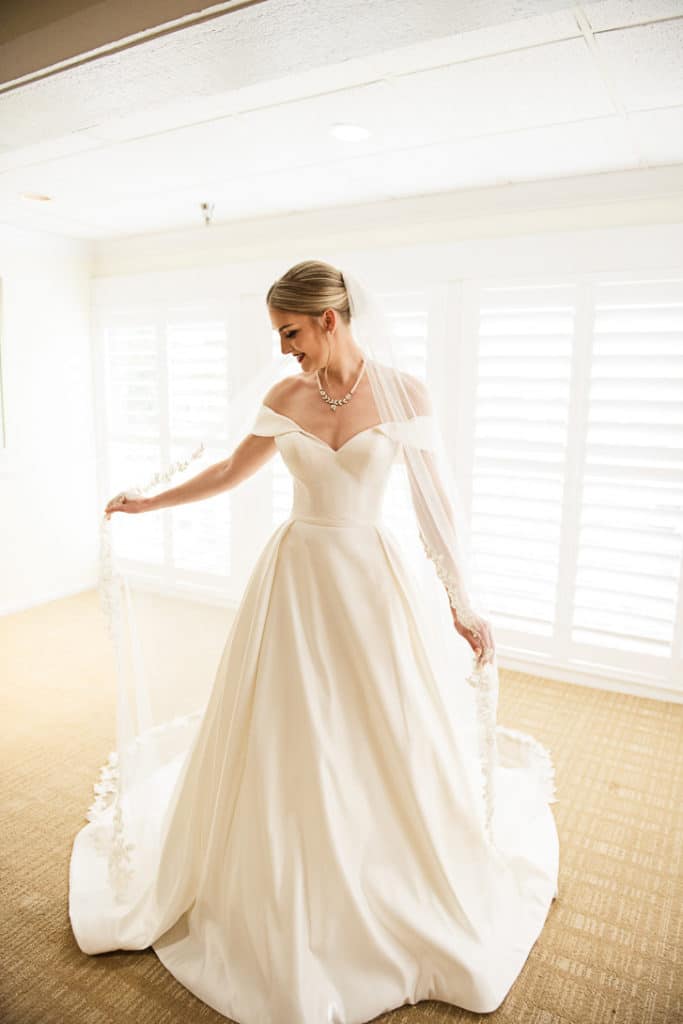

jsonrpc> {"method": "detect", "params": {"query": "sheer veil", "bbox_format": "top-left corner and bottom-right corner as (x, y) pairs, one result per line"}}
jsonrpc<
(90, 261), (556, 907)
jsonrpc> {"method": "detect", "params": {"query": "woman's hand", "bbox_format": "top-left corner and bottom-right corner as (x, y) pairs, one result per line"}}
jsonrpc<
(450, 608), (496, 666)
(104, 489), (147, 520)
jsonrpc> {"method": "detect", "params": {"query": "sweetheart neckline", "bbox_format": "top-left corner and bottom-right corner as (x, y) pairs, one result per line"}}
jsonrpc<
(261, 404), (385, 454)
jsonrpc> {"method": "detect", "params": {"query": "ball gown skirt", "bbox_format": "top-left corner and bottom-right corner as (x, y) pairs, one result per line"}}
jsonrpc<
(69, 404), (559, 1024)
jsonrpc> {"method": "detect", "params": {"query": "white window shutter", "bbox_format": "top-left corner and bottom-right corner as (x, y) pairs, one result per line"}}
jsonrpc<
(572, 279), (683, 666)
(105, 320), (164, 564)
(470, 284), (575, 639)
(167, 319), (230, 440)
(102, 311), (236, 582)
(166, 319), (232, 576)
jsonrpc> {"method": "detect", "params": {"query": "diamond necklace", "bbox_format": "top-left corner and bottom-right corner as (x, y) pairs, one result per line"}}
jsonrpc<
(316, 357), (366, 412)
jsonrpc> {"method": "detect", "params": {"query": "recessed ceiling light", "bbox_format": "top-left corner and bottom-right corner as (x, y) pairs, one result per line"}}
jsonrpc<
(20, 192), (53, 202)
(329, 123), (370, 142)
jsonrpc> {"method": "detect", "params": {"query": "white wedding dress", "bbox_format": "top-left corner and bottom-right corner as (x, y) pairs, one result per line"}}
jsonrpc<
(69, 402), (560, 1023)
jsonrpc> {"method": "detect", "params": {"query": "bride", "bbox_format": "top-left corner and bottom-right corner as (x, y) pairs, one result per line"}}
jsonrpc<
(69, 260), (559, 1023)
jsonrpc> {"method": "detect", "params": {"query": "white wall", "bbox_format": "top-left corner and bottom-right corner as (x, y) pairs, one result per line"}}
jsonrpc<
(0, 224), (96, 614)
(91, 164), (683, 278)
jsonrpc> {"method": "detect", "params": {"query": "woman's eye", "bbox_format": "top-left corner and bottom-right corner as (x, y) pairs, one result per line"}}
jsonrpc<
(285, 331), (297, 340)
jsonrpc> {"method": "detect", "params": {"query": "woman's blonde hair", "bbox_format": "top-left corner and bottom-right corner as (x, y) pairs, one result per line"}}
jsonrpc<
(266, 259), (351, 326)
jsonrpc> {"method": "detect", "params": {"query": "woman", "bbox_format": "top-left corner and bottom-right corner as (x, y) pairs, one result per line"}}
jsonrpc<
(69, 260), (559, 1023)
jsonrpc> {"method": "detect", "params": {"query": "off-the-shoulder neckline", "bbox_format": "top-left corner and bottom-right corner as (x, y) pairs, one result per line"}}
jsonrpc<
(261, 403), (386, 454)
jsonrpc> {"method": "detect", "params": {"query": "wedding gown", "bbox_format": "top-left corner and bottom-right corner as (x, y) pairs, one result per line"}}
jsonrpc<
(69, 402), (560, 1023)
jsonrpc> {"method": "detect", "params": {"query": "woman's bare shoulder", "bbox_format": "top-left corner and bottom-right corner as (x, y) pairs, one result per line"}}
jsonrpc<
(261, 376), (309, 416)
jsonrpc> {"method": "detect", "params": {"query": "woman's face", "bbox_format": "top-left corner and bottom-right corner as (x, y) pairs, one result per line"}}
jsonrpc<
(270, 308), (329, 372)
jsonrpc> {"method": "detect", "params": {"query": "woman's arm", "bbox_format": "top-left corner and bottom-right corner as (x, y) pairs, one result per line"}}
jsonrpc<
(105, 432), (277, 517)
(150, 432), (277, 510)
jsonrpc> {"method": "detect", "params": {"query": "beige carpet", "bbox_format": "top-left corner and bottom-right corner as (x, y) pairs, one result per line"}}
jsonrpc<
(1, 589), (681, 1024)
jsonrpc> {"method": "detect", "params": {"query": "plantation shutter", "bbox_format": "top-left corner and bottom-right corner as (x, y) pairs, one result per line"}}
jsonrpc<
(470, 284), (575, 642)
(571, 279), (683, 668)
(106, 319), (164, 564)
(103, 310), (234, 581)
(469, 278), (683, 690)
(167, 316), (232, 576)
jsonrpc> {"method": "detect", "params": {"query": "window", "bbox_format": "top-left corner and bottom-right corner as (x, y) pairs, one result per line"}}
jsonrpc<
(572, 280), (683, 667)
(101, 307), (235, 596)
(470, 284), (575, 639)
(468, 277), (683, 692)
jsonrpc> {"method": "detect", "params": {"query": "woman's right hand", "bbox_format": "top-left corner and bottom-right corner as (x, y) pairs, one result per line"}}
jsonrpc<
(104, 489), (148, 520)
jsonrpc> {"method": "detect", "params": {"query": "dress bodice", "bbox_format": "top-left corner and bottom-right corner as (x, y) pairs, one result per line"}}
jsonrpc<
(250, 403), (400, 524)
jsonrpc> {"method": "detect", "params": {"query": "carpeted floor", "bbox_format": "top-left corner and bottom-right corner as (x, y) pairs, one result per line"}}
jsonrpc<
(1, 589), (681, 1024)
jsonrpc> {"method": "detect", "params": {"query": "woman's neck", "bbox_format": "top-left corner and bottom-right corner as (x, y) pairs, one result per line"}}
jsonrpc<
(319, 347), (365, 391)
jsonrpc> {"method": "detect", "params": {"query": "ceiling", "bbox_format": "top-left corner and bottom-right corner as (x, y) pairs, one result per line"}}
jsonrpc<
(1, 0), (682, 241)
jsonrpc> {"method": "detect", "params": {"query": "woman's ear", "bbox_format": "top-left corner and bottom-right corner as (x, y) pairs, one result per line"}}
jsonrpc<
(320, 308), (336, 332)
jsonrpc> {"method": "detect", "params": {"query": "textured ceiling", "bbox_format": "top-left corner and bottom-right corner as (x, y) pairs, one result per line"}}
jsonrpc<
(0, 0), (682, 240)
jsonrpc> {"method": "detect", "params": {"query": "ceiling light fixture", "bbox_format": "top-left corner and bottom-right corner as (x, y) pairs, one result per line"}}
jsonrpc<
(20, 192), (52, 202)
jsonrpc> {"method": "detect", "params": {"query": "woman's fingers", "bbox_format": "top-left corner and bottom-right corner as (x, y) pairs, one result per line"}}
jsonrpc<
(450, 609), (496, 664)
(104, 492), (129, 518)
(477, 620), (495, 664)
(469, 618), (495, 664)
(104, 492), (147, 518)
